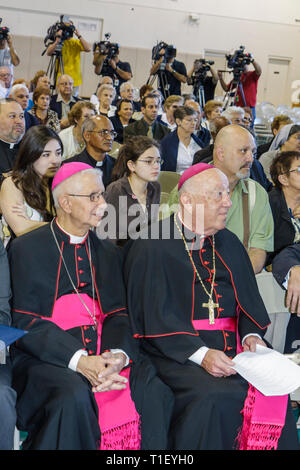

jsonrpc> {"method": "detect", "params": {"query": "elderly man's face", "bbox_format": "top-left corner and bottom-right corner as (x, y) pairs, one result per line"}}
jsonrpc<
(0, 101), (25, 143)
(85, 117), (115, 154)
(230, 112), (244, 125)
(58, 76), (73, 96)
(13, 88), (29, 110)
(121, 84), (134, 100)
(221, 129), (256, 180)
(0, 68), (12, 88)
(65, 172), (107, 230)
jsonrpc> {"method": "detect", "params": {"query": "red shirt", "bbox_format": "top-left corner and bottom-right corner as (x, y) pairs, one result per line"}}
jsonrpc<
(229, 71), (260, 107)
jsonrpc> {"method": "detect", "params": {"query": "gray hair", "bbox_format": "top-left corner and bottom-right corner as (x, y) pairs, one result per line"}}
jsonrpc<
(222, 106), (245, 120)
(97, 83), (116, 101)
(9, 84), (29, 97)
(52, 168), (103, 208)
(120, 81), (134, 93)
(81, 116), (98, 142)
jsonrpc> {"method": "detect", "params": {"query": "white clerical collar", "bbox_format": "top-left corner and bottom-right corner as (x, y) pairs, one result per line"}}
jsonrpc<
(56, 220), (88, 244)
(0, 138), (18, 148)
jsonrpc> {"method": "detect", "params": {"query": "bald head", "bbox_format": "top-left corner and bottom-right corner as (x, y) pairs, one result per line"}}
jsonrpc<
(213, 124), (256, 182)
(82, 114), (114, 156)
(58, 74), (74, 99)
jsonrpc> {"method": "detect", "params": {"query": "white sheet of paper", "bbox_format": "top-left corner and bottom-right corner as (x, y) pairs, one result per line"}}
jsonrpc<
(231, 345), (300, 396)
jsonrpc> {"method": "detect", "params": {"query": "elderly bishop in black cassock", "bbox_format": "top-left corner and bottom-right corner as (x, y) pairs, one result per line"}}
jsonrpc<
(124, 163), (299, 450)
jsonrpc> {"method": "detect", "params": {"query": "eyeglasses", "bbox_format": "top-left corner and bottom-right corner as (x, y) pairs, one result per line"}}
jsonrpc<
(138, 158), (164, 166)
(89, 130), (117, 138)
(281, 167), (300, 175)
(68, 191), (104, 202)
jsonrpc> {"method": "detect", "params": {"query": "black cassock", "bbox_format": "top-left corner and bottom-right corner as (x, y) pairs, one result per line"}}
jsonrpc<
(8, 221), (173, 450)
(124, 214), (299, 450)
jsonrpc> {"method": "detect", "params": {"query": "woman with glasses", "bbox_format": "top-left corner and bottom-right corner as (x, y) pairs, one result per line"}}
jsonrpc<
(160, 106), (205, 174)
(0, 126), (62, 245)
(260, 124), (300, 180)
(99, 136), (161, 246)
(267, 151), (300, 264)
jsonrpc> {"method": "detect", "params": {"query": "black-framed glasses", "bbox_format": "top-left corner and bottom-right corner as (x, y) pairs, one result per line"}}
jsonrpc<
(138, 158), (164, 166)
(89, 130), (117, 138)
(281, 167), (300, 175)
(68, 191), (104, 202)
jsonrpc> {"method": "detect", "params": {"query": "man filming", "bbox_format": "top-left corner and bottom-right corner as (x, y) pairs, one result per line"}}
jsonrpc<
(93, 42), (132, 97)
(150, 43), (187, 98)
(45, 18), (91, 96)
(0, 32), (20, 68)
(218, 49), (262, 124)
(187, 59), (219, 104)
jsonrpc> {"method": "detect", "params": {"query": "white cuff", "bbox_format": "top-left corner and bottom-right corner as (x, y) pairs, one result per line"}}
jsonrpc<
(68, 349), (88, 371)
(189, 346), (209, 365)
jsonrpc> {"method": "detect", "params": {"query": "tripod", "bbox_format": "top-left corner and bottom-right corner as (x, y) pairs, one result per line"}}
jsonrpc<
(42, 42), (64, 95)
(193, 80), (206, 110)
(222, 69), (246, 110)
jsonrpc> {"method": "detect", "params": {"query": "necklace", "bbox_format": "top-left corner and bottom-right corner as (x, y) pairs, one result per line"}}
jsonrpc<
(174, 216), (219, 325)
(50, 220), (98, 330)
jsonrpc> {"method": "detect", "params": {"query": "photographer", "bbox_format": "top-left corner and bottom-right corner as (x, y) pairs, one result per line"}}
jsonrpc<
(150, 43), (187, 97)
(45, 18), (91, 95)
(187, 59), (218, 103)
(93, 42), (132, 96)
(0, 33), (20, 69)
(218, 49), (262, 124)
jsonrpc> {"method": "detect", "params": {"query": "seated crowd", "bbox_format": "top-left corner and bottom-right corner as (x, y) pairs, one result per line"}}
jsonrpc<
(0, 40), (300, 453)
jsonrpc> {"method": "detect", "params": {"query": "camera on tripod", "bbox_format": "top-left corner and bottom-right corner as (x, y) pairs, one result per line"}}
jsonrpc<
(44, 15), (75, 47)
(152, 41), (177, 64)
(190, 59), (214, 85)
(0, 18), (9, 41)
(226, 46), (253, 76)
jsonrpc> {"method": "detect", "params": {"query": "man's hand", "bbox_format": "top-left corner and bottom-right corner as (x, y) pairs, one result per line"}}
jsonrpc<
(77, 352), (128, 392)
(201, 349), (236, 378)
(242, 335), (266, 352)
(286, 266), (300, 316)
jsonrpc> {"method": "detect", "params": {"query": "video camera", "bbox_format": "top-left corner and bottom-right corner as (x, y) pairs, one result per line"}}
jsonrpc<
(0, 18), (9, 41)
(93, 33), (119, 59)
(226, 46), (253, 76)
(152, 41), (177, 63)
(190, 58), (214, 85)
(44, 15), (75, 47)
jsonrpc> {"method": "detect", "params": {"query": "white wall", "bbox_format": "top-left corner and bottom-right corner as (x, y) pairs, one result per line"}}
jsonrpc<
(1, 0), (300, 105)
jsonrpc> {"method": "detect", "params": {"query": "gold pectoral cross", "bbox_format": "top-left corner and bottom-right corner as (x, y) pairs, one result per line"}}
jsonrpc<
(202, 299), (219, 325)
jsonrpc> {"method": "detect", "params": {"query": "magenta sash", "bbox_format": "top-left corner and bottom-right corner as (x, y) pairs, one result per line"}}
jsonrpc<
(192, 316), (288, 450)
(47, 293), (141, 450)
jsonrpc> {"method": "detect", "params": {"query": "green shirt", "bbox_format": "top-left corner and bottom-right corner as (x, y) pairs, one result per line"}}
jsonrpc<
(165, 178), (274, 252)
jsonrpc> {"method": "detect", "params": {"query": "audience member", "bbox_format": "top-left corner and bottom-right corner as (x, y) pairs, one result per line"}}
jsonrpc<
(119, 82), (140, 112)
(256, 115), (293, 159)
(222, 106), (245, 125)
(193, 116), (231, 164)
(0, 98), (25, 176)
(267, 151), (300, 264)
(260, 124), (300, 180)
(167, 125), (274, 274)
(0, 239), (16, 450)
(29, 70), (50, 93)
(109, 99), (135, 144)
(0, 126), (62, 242)
(93, 46), (132, 96)
(46, 22), (91, 95)
(124, 163), (298, 450)
(59, 101), (96, 160)
(203, 100), (223, 127)
(63, 115), (116, 188)
(101, 136), (161, 246)
(8, 162), (173, 450)
(124, 93), (170, 142)
(0, 66), (13, 98)
(160, 106), (204, 173)
(157, 95), (183, 131)
(150, 47), (187, 96)
(28, 86), (60, 133)
(50, 74), (80, 128)
(90, 83), (116, 117)
(0, 33), (20, 68)
(9, 84), (39, 131)
(185, 99), (211, 147)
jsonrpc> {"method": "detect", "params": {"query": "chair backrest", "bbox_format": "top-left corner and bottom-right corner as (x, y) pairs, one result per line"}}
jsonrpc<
(158, 171), (180, 194)
(109, 141), (121, 159)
